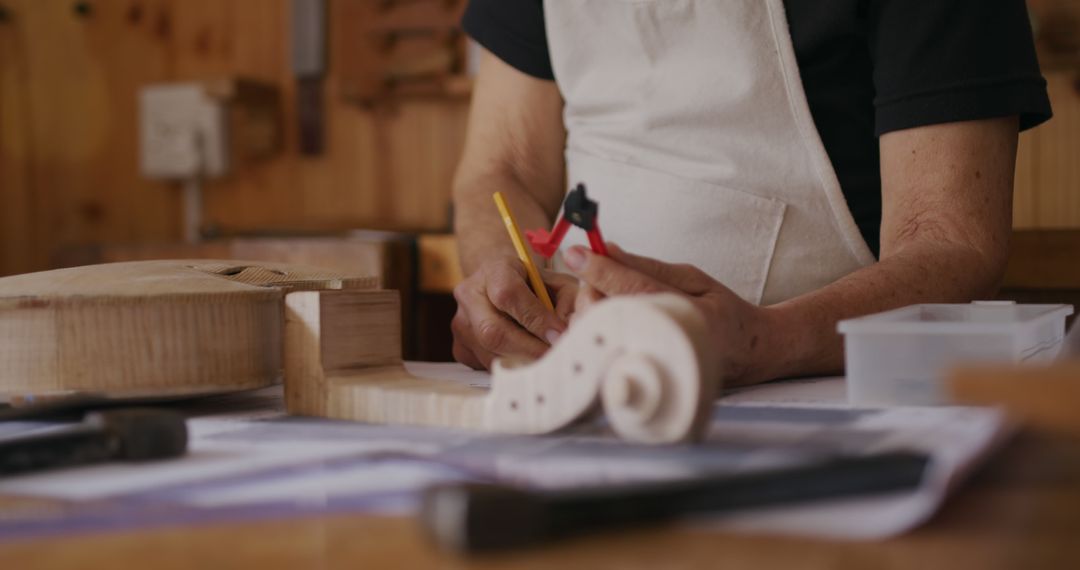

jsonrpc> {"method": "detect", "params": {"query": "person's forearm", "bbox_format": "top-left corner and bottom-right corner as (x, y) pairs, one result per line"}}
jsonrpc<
(453, 169), (558, 276)
(754, 118), (1017, 382)
(759, 238), (1007, 380)
(450, 49), (567, 276)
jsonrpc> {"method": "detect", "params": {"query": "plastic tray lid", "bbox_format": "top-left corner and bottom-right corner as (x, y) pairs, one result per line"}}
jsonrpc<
(837, 301), (1075, 335)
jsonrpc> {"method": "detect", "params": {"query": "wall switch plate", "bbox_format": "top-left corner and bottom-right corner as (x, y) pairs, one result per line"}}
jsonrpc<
(139, 83), (228, 180)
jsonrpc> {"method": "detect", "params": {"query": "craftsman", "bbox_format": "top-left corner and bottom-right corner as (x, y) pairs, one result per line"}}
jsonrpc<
(451, 1), (1051, 385)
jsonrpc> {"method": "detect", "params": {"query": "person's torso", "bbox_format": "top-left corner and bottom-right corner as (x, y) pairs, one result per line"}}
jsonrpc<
(523, 0), (883, 254)
(545, 0), (877, 305)
(784, 0), (881, 256)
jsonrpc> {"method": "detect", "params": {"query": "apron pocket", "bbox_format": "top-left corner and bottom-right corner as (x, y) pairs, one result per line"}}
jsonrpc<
(559, 150), (786, 305)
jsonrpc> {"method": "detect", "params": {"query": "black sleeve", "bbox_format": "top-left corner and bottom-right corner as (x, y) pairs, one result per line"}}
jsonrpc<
(462, 0), (555, 80)
(869, 0), (1051, 134)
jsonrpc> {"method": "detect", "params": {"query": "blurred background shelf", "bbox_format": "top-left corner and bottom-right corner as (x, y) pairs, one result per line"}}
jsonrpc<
(0, 0), (1078, 359)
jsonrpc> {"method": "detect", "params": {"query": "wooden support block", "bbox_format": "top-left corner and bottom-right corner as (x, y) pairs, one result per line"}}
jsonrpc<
(417, 233), (461, 294)
(284, 290), (718, 444)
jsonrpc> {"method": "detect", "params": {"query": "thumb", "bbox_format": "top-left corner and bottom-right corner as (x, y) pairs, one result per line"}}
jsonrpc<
(606, 243), (713, 295)
(562, 246), (671, 297)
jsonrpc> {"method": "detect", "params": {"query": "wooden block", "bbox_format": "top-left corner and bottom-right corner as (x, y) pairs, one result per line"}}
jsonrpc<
(284, 290), (719, 444)
(0, 260), (377, 401)
(284, 288), (483, 425)
(417, 233), (462, 293)
(949, 362), (1080, 437)
(67, 234), (432, 357)
(227, 234), (420, 355)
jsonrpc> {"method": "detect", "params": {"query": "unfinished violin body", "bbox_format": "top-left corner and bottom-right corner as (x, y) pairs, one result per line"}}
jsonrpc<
(0, 260), (376, 401)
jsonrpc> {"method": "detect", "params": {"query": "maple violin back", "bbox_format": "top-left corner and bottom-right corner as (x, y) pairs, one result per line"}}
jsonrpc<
(0, 260), (376, 402)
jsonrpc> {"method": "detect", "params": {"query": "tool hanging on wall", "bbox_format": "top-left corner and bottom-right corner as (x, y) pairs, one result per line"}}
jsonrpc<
(526, 183), (610, 258)
(421, 451), (930, 553)
(139, 79), (281, 243)
(291, 0), (326, 155)
(334, 0), (470, 106)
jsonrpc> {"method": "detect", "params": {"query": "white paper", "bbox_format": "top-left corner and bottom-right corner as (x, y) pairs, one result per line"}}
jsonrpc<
(0, 362), (1010, 542)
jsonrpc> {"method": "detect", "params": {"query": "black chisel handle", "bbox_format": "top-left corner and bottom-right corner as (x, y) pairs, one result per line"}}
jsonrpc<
(420, 451), (930, 553)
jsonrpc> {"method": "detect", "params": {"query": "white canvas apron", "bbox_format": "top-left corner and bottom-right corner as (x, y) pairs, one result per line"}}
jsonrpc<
(545, 0), (877, 305)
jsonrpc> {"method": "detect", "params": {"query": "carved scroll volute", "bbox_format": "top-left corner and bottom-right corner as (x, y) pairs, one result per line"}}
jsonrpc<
(283, 289), (717, 444)
(485, 294), (719, 444)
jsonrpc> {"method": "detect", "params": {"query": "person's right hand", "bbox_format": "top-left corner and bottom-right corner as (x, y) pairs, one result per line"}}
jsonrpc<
(451, 256), (577, 370)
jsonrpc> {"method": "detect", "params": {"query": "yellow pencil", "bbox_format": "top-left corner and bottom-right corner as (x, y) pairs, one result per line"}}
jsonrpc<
(493, 191), (556, 313)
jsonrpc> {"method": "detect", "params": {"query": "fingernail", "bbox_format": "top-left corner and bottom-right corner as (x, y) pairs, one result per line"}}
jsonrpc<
(545, 329), (561, 344)
(563, 246), (587, 271)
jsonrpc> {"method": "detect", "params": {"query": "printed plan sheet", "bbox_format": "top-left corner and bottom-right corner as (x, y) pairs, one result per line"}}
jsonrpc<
(0, 363), (1010, 541)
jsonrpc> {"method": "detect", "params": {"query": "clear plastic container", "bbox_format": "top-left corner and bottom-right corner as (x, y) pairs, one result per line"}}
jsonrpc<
(838, 301), (1074, 406)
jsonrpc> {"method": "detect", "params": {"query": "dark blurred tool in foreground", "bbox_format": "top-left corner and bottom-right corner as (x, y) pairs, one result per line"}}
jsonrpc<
(0, 409), (188, 476)
(421, 451), (930, 553)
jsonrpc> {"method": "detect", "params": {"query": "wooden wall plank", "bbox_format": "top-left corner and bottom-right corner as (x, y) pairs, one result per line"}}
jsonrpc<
(84, 0), (181, 244)
(0, 0), (36, 275)
(168, 0), (468, 235)
(1013, 129), (1038, 228)
(1014, 71), (1080, 229)
(0, 0), (467, 278)
(0, 0), (182, 276)
(1034, 71), (1080, 227)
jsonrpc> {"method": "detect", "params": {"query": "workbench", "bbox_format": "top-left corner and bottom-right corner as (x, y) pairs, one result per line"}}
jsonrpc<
(2, 230), (1074, 567)
(0, 428), (1076, 569)
(1, 362), (1079, 569)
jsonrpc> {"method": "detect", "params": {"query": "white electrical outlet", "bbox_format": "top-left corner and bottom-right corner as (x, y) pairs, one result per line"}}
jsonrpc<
(139, 83), (228, 180)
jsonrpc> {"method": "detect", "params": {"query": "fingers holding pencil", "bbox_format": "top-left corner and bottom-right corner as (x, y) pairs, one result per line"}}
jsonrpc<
(451, 258), (573, 370)
(493, 192), (555, 313)
(448, 193), (579, 370)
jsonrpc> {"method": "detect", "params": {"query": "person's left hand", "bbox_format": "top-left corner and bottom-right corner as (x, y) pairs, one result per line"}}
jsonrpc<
(561, 244), (778, 386)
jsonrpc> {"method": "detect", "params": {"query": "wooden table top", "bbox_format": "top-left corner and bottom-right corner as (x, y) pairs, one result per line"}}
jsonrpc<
(0, 430), (1077, 570)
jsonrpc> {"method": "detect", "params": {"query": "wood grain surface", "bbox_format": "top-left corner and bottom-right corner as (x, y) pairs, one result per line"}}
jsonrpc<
(1013, 71), (1080, 230)
(0, 260), (377, 400)
(285, 291), (715, 444)
(0, 0), (468, 278)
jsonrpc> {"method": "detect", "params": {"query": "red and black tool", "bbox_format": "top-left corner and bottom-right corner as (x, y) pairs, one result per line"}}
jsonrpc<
(526, 183), (609, 258)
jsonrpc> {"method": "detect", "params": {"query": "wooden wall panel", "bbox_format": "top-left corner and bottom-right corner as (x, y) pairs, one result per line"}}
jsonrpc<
(163, 0), (468, 235)
(0, 0), (181, 275)
(5, 0), (1068, 279)
(0, 0), (468, 278)
(1014, 71), (1080, 229)
(0, 4), (34, 276)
